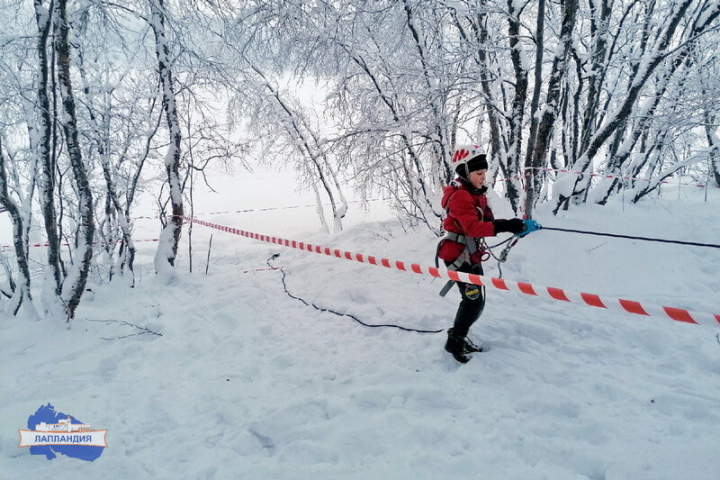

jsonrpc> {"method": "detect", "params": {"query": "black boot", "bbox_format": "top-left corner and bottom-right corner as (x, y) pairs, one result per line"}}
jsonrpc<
(445, 328), (471, 363)
(463, 336), (483, 353)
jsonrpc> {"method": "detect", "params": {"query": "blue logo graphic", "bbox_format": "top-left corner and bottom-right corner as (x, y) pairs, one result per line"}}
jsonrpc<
(22, 404), (106, 461)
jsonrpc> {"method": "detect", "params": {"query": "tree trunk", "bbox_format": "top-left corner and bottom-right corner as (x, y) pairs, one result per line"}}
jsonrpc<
(149, 0), (184, 275)
(706, 124), (720, 188)
(33, 0), (63, 297)
(505, 0), (528, 213)
(0, 139), (32, 316)
(524, 0), (578, 217)
(522, 0), (546, 218)
(55, 0), (95, 320)
(76, 40), (137, 286)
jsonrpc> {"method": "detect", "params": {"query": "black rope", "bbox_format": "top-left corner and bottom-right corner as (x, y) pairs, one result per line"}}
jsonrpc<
(541, 226), (720, 249)
(267, 254), (443, 334)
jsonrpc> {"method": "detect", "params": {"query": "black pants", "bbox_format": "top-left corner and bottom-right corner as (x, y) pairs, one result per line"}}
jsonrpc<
(446, 261), (485, 338)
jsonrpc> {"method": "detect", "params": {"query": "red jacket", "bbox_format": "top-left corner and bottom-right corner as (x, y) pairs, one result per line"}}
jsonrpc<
(437, 180), (496, 263)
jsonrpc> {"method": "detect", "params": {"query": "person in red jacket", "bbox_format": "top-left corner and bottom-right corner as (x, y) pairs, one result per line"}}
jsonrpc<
(437, 144), (528, 363)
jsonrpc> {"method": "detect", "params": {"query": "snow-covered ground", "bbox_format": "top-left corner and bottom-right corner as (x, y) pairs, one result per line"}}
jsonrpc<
(1, 169), (719, 479)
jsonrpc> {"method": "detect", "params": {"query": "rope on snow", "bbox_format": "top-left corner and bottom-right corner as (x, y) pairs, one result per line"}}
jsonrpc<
(267, 254), (443, 334)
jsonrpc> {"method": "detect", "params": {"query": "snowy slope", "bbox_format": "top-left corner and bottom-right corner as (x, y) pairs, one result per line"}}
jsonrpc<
(1, 171), (719, 479)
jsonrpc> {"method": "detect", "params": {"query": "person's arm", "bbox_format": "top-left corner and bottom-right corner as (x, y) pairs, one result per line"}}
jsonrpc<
(447, 190), (495, 237)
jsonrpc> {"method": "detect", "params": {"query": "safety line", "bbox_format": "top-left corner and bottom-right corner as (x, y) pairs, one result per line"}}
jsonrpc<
(541, 226), (720, 249)
(0, 238), (159, 251)
(181, 216), (720, 329)
(267, 255), (444, 334)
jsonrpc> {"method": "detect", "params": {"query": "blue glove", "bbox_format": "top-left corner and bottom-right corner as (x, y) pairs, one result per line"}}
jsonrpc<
(517, 219), (541, 237)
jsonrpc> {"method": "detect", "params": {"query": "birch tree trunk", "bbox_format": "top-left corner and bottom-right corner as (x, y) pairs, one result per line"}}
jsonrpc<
(33, 0), (63, 300)
(76, 46), (138, 287)
(54, 0), (95, 320)
(523, 0), (578, 216)
(504, 0), (529, 213)
(706, 124), (720, 188)
(149, 0), (184, 276)
(0, 139), (33, 316)
(521, 0), (546, 217)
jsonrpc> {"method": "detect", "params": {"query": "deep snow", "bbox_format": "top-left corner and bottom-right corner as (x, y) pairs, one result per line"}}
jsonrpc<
(1, 170), (719, 479)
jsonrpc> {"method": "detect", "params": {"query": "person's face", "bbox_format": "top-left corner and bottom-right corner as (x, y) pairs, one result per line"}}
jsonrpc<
(468, 169), (487, 189)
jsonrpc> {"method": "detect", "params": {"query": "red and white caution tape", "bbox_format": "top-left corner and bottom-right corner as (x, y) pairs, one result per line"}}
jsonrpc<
(133, 197), (393, 221)
(496, 167), (714, 189)
(0, 238), (159, 251)
(182, 216), (720, 329)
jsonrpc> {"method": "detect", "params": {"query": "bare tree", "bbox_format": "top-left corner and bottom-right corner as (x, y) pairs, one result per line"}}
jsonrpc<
(554, 0), (720, 212)
(249, 65), (348, 233)
(523, 0), (578, 216)
(149, 0), (184, 277)
(0, 138), (33, 316)
(33, 0), (64, 302)
(54, 0), (95, 320)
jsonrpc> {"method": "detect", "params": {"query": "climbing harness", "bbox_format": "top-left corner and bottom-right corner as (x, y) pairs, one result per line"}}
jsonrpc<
(436, 180), (534, 296)
(437, 233), (525, 296)
(438, 230), (490, 270)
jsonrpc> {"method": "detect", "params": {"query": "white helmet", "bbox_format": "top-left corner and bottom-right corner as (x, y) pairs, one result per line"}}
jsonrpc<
(451, 144), (488, 177)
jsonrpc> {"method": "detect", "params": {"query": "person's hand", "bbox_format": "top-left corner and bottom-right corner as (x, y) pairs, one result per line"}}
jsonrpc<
(493, 218), (525, 234)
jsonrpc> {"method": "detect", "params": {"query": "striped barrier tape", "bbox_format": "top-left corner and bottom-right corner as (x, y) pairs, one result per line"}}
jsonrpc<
(133, 197), (394, 220)
(0, 238), (159, 251)
(510, 167), (714, 189)
(181, 216), (720, 329)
